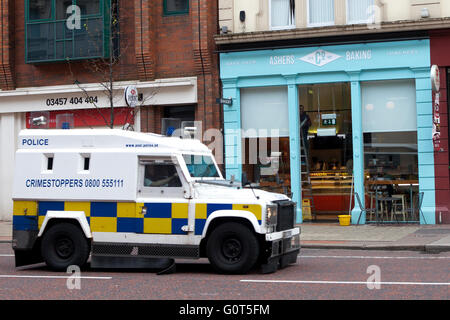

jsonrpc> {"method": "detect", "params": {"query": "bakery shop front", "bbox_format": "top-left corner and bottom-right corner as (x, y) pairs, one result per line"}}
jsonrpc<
(220, 39), (436, 224)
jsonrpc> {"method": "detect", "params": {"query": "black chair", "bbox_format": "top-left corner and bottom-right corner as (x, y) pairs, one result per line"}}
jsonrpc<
(405, 192), (425, 223)
(355, 192), (375, 225)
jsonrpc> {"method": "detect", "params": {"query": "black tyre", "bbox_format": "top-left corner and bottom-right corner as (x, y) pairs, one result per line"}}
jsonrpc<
(206, 222), (259, 274)
(41, 223), (90, 271)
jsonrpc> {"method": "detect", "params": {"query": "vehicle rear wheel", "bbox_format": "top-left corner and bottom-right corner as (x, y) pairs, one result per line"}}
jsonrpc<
(206, 222), (259, 274)
(41, 222), (90, 271)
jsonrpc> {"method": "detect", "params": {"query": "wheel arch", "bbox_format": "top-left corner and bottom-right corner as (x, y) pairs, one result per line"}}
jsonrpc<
(38, 211), (92, 239)
(199, 211), (264, 258)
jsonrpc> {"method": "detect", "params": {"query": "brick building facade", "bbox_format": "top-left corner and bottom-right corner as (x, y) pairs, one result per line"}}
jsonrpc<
(0, 0), (221, 221)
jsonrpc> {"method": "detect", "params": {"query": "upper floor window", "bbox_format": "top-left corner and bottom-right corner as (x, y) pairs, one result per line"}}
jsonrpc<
(347, 0), (375, 24)
(26, 0), (111, 63)
(163, 0), (189, 16)
(307, 0), (334, 27)
(270, 0), (295, 30)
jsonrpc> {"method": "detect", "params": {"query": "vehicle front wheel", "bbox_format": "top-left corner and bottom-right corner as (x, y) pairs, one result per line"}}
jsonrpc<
(206, 222), (259, 274)
(41, 222), (90, 271)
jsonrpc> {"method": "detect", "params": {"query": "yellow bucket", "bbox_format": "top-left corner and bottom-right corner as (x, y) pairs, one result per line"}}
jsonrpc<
(338, 215), (351, 226)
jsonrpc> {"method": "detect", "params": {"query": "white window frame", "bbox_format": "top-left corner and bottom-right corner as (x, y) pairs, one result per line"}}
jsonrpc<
(346, 0), (375, 25)
(307, 0), (335, 28)
(269, 0), (296, 31)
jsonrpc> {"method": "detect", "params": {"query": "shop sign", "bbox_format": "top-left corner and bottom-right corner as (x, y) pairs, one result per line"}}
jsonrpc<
(430, 66), (441, 151)
(433, 92), (441, 151)
(216, 98), (233, 105)
(124, 85), (138, 108)
(431, 65), (440, 92)
(300, 49), (341, 67)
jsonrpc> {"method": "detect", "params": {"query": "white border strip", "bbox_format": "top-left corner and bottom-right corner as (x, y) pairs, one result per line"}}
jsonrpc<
(0, 274), (112, 280)
(300, 255), (450, 260)
(240, 279), (450, 286)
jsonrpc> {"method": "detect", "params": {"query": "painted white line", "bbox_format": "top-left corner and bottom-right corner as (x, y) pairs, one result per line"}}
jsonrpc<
(0, 274), (112, 280)
(241, 279), (450, 286)
(300, 255), (450, 260)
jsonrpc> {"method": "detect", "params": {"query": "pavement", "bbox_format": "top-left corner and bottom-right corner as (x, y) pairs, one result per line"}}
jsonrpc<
(1, 220), (449, 253)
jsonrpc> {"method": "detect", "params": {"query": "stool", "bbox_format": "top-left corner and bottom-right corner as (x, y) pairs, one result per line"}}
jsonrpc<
(368, 192), (383, 221)
(391, 194), (406, 221)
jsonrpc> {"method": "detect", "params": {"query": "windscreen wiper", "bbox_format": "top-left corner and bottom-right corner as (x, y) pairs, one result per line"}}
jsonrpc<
(242, 181), (260, 200)
(193, 179), (238, 187)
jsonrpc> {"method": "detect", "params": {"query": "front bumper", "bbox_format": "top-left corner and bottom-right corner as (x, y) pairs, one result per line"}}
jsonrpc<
(261, 227), (301, 274)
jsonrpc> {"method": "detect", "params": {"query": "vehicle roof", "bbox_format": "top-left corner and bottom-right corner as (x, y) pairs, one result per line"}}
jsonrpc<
(18, 129), (211, 154)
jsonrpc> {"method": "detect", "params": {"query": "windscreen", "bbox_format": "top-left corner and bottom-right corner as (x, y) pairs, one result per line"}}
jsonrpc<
(183, 154), (220, 178)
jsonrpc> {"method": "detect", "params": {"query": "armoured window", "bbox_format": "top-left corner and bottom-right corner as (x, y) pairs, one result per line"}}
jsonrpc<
(143, 163), (182, 187)
(183, 155), (220, 178)
(47, 156), (54, 171)
(25, 0), (111, 63)
(163, 0), (189, 15)
(83, 156), (90, 171)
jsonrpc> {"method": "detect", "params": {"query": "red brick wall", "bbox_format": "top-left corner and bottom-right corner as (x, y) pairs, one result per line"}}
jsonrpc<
(11, 0), (138, 88)
(430, 30), (450, 224)
(0, 0), (15, 90)
(136, 0), (221, 136)
(1, 0), (221, 137)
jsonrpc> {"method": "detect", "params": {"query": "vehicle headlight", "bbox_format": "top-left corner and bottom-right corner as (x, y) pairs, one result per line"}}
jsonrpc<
(266, 204), (278, 226)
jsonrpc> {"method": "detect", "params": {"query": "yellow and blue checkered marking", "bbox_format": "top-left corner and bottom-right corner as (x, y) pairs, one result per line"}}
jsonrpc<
(13, 201), (261, 236)
(13, 200), (189, 235)
(194, 203), (262, 235)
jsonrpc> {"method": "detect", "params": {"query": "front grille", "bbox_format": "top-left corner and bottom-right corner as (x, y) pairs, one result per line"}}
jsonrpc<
(275, 200), (295, 232)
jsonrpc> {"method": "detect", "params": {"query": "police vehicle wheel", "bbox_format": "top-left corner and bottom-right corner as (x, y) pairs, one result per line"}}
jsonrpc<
(206, 222), (259, 274)
(41, 223), (90, 271)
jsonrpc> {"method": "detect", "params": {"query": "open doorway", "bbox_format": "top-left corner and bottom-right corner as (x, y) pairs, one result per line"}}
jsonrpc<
(298, 82), (354, 221)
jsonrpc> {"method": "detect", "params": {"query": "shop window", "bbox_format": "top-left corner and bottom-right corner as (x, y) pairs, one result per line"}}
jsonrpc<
(25, 0), (111, 63)
(362, 79), (419, 223)
(346, 0), (375, 24)
(307, 0), (334, 27)
(270, 0), (295, 30)
(163, 0), (189, 16)
(240, 87), (291, 195)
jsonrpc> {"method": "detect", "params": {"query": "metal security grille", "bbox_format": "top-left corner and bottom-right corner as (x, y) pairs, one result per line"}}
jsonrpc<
(275, 200), (295, 231)
(92, 243), (199, 258)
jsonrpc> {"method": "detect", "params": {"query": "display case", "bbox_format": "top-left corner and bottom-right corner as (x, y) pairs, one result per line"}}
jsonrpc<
(308, 170), (354, 217)
(310, 170), (353, 193)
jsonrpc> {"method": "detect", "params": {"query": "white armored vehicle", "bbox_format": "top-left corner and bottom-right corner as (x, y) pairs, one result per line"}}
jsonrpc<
(12, 129), (300, 274)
